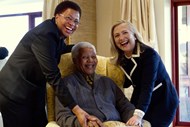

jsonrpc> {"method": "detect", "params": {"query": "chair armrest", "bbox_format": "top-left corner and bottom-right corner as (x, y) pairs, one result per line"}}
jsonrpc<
(46, 121), (60, 127)
(103, 120), (151, 127)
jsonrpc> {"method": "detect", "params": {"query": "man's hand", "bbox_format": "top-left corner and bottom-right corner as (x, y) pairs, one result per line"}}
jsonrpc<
(72, 105), (104, 127)
(72, 105), (89, 127)
(87, 115), (104, 127)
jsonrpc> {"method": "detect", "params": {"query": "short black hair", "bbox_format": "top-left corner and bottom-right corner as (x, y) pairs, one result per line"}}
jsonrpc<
(54, 1), (81, 18)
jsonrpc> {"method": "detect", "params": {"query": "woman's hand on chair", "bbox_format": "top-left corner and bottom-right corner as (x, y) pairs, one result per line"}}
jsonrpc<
(126, 115), (142, 127)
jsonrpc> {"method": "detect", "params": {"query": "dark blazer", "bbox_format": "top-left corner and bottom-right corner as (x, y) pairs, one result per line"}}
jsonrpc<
(121, 42), (179, 126)
(0, 18), (73, 105)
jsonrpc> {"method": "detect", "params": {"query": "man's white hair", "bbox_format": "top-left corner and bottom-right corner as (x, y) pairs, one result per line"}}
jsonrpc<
(71, 42), (96, 59)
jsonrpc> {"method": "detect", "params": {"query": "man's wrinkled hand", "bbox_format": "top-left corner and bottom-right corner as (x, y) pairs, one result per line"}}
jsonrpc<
(72, 105), (89, 127)
(72, 105), (104, 127)
(87, 115), (104, 127)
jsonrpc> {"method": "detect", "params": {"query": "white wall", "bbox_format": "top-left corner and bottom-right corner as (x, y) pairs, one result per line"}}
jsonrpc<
(96, 0), (120, 57)
(154, 0), (172, 76)
(0, 113), (3, 127)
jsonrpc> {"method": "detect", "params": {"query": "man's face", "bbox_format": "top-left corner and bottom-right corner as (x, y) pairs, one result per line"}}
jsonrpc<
(74, 48), (97, 75)
(55, 8), (80, 37)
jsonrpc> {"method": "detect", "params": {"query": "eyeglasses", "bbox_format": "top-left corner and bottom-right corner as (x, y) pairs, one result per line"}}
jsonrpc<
(59, 14), (80, 25)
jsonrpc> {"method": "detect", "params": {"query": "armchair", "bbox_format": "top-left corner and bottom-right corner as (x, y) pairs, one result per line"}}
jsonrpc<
(45, 53), (148, 127)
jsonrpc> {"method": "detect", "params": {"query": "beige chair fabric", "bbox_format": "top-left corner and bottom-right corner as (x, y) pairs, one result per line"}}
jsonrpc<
(103, 120), (151, 127)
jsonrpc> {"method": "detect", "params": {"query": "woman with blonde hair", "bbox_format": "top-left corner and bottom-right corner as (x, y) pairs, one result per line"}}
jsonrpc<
(110, 20), (179, 127)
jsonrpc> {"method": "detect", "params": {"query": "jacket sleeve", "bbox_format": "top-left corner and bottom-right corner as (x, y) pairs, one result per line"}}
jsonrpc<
(55, 96), (81, 127)
(114, 85), (135, 122)
(62, 44), (74, 54)
(136, 49), (160, 112)
(30, 31), (76, 108)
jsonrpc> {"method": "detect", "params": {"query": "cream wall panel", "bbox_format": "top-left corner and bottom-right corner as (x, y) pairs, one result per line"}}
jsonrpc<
(71, 0), (120, 57)
(70, 0), (96, 47)
(96, 0), (120, 56)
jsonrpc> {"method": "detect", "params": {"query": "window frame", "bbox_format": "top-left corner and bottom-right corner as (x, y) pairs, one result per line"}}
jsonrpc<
(171, 0), (190, 126)
(0, 12), (42, 30)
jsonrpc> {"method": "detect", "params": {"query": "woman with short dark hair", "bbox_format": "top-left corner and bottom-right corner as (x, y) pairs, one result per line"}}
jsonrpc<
(0, 1), (88, 127)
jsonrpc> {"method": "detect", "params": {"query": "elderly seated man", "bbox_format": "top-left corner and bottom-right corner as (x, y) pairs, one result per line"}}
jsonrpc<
(55, 42), (148, 127)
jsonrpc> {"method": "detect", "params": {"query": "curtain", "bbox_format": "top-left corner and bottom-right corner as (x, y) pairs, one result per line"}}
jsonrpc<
(120, 0), (158, 51)
(42, 0), (63, 20)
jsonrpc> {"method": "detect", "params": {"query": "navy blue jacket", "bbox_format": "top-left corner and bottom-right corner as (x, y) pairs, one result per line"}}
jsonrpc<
(121, 42), (179, 126)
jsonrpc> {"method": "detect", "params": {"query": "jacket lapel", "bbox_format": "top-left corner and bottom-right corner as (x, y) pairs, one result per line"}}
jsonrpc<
(120, 43), (141, 83)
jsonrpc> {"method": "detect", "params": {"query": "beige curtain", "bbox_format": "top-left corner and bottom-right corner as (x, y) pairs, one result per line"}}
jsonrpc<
(42, 0), (63, 20)
(120, 0), (158, 51)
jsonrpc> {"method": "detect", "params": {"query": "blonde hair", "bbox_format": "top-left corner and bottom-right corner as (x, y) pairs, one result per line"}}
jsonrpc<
(110, 20), (143, 65)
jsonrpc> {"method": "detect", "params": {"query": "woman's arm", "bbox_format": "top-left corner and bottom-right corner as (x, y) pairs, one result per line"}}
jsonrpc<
(136, 49), (160, 112)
